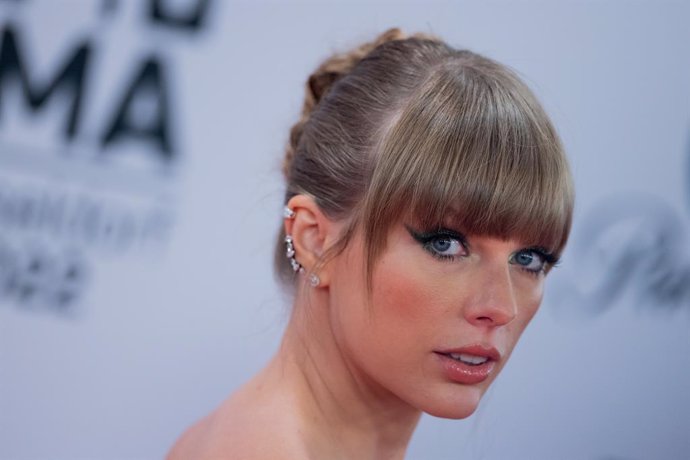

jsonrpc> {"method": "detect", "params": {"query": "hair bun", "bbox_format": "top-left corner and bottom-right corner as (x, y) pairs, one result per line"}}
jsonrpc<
(306, 28), (407, 107)
(284, 28), (411, 178)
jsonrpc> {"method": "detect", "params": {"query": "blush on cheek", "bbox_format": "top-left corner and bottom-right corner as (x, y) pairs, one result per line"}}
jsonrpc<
(371, 250), (452, 326)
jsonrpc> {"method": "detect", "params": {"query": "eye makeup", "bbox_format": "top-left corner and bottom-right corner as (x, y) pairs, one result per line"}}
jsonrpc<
(511, 246), (560, 275)
(405, 224), (560, 274)
(405, 225), (469, 261)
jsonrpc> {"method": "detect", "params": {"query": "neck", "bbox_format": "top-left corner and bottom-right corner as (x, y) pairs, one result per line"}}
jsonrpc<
(259, 286), (422, 460)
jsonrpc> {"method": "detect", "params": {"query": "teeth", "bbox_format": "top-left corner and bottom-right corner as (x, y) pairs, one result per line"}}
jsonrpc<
(449, 353), (489, 365)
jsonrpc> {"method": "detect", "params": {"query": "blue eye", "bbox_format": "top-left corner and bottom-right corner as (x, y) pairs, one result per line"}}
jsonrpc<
(406, 226), (468, 261)
(428, 236), (464, 258)
(511, 249), (550, 274)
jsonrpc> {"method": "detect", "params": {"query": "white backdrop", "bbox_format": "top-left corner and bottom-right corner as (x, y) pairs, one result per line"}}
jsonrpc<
(1, 1), (689, 459)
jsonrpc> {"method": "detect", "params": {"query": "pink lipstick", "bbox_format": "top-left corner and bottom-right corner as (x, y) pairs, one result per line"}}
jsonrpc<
(434, 345), (500, 385)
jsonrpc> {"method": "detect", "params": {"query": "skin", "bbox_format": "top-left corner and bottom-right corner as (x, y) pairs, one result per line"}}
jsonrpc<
(167, 194), (548, 460)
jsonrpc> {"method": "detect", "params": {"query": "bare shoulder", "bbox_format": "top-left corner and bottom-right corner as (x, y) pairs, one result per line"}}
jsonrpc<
(166, 414), (213, 460)
(166, 391), (308, 460)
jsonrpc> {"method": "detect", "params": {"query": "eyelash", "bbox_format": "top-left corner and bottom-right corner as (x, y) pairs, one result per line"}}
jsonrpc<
(514, 247), (559, 277)
(406, 226), (559, 275)
(406, 226), (468, 262)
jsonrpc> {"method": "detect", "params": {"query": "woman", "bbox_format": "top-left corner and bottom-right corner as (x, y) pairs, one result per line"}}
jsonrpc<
(168, 28), (574, 459)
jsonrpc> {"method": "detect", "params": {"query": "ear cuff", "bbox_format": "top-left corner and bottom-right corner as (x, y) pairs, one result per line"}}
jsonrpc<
(284, 206), (320, 287)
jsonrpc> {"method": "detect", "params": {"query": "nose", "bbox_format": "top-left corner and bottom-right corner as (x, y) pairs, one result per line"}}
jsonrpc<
(463, 264), (518, 328)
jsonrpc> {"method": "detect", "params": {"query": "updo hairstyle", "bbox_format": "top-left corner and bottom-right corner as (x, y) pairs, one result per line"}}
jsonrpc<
(276, 28), (574, 285)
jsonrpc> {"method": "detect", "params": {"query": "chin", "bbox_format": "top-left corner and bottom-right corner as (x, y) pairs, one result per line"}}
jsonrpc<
(416, 386), (485, 420)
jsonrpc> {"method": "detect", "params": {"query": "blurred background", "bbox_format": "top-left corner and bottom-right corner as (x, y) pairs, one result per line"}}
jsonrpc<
(0, 1), (688, 459)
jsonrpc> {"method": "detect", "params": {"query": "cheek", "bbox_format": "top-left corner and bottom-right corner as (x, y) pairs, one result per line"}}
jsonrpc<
(369, 250), (455, 340)
(373, 259), (427, 320)
(330, 242), (448, 372)
(518, 278), (544, 319)
(506, 276), (545, 342)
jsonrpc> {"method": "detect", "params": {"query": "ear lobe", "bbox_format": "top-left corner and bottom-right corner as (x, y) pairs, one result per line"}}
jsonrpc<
(284, 195), (336, 287)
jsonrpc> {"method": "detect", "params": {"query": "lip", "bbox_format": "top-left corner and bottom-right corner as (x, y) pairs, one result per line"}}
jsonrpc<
(433, 344), (501, 385)
(436, 344), (502, 362)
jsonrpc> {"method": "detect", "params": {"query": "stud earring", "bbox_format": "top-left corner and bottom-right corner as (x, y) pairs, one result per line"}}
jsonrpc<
(308, 273), (320, 288)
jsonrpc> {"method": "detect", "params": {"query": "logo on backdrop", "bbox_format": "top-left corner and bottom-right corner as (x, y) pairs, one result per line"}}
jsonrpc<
(551, 128), (690, 318)
(0, 0), (213, 316)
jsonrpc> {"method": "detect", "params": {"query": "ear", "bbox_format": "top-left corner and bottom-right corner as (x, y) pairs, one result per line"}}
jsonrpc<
(284, 195), (339, 287)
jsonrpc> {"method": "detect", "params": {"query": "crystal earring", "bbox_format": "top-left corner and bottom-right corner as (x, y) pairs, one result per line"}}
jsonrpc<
(283, 206), (296, 219)
(284, 235), (304, 274)
(284, 206), (303, 273)
(284, 206), (319, 287)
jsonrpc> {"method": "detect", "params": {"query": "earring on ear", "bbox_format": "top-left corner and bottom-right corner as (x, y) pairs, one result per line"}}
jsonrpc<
(284, 206), (304, 274)
(284, 235), (304, 274)
(284, 206), (320, 287)
(283, 206), (296, 219)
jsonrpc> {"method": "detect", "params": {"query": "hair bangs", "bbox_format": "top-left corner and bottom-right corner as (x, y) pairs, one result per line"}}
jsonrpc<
(361, 61), (574, 279)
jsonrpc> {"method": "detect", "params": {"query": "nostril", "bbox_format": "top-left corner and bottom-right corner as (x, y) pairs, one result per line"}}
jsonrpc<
(472, 307), (516, 326)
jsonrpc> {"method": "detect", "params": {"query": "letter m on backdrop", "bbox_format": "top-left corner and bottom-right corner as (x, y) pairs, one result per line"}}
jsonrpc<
(0, 23), (90, 140)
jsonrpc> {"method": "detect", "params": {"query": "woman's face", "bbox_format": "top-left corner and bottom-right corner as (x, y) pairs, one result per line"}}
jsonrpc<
(328, 219), (552, 419)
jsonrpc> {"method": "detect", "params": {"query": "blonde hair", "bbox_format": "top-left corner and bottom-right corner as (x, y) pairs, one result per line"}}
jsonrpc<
(276, 28), (574, 285)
